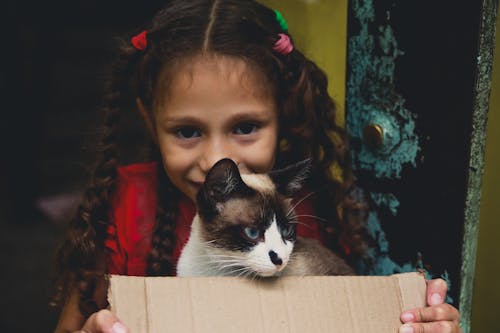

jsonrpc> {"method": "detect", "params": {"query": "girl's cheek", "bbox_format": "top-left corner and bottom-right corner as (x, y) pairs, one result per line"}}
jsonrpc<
(241, 147), (276, 174)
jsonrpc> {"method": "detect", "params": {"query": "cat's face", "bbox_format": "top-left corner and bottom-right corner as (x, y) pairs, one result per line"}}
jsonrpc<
(196, 158), (310, 277)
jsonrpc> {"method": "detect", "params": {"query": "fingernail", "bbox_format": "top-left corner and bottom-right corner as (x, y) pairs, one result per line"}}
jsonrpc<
(112, 321), (127, 333)
(399, 324), (414, 333)
(430, 292), (442, 305)
(401, 312), (414, 322)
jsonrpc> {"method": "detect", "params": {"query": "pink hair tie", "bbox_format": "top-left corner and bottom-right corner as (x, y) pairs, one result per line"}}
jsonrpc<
(131, 30), (148, 51)
(273, 33), (293, 55)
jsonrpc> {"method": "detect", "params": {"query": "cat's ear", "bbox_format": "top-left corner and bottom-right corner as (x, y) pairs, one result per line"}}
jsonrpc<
(198, 158), (252, 205)
(269, 158), (312, 197)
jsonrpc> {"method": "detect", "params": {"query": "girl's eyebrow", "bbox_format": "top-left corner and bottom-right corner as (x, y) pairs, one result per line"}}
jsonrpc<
(161, 108), (276, 125)
(226, 109), (275, 122)
(161, 115), (203, 125)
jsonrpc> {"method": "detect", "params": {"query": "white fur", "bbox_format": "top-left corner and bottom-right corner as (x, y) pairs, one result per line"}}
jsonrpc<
(241, 174), (275, 193)
(176, 215), (294, 277)
(176, 216), (223, 276)
(246, 218), (293, 276)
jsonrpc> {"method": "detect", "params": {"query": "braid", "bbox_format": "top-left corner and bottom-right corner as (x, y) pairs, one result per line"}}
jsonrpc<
(52, 44), (144, 316)
(146, 158), (181, 276)
(53, 98), (120, 316)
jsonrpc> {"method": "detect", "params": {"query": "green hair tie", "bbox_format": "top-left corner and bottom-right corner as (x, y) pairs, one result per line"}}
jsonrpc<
(274, 9), (288, 31)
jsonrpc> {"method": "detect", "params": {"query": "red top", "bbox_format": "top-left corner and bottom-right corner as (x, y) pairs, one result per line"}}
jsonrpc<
(105, 162), (323, 276)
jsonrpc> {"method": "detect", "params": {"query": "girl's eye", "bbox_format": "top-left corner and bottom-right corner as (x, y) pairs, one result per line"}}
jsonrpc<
(176, 127), (200, 139)
(243, 226), (260, 240)
(234, 123), (258, 135)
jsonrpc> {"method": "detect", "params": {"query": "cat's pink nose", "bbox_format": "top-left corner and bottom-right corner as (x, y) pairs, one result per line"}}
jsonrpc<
(268, 250), (283, 266)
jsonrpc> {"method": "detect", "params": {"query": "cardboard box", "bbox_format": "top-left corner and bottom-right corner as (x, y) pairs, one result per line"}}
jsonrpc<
(108, 272), (426, 333)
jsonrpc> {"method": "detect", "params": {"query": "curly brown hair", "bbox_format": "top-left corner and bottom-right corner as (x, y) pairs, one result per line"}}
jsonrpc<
(53, 0), (368, 318)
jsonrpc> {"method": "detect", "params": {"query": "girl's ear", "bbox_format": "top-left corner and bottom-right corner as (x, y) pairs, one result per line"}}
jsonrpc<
(136, 98), (158, 143)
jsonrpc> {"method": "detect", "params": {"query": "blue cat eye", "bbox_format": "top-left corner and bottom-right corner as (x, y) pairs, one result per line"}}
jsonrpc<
(243, 226), (260, 240)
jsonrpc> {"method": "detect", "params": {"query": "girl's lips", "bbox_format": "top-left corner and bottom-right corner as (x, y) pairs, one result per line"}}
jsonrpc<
(189, 180), (204, 189)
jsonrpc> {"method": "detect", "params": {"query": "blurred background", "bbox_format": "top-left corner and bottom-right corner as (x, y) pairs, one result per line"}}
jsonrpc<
(0, 1), (167, 331)
(0, 0), (498, 332)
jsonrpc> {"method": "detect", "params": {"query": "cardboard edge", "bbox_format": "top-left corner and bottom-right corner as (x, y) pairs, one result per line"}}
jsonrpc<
(108, 274), (150, 333)
(143, 276), (151, 333)
(394, 272), (427, 311)
(107, 274), (114, 312)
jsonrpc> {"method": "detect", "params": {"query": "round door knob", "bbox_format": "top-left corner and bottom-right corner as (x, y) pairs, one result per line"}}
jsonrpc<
(363, 124), (384, 149)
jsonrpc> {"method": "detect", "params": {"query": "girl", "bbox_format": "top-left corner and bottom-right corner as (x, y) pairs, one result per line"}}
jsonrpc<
(53, 1), (461, 332)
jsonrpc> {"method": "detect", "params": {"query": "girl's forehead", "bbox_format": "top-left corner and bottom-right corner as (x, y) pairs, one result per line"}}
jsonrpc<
(154, 54), (274, 109)
(182, 57), (249, 86)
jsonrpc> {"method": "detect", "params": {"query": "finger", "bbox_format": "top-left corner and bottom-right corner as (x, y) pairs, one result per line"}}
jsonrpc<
(81, 309), (129, 333)
(426, 278), (448, 305)
(399, 321), (462, 333)
(401, 304), (459, 323)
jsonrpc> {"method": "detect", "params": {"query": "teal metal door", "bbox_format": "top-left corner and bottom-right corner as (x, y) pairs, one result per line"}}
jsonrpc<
(345, 1), (498, 332)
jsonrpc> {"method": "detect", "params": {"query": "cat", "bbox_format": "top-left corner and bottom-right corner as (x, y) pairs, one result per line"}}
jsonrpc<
(176, 158), (354, 277)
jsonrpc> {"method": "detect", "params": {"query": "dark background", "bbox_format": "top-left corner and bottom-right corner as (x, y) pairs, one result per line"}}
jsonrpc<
(0, 1), (163, 331)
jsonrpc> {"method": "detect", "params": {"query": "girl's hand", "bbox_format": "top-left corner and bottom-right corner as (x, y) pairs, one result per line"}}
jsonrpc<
(399, 278), (461, 333)
(74, 310), (129, 333)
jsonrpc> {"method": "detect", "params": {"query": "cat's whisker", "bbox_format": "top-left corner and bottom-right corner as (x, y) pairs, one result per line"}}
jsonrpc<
(206, 254), (243, 260)
(293, 214), (329, 223)
(216, 262), (241, 269)
(211, 259), (245, 268)
(186, 253), (246, 272)
(214, 262), (243, 272)
(231, 267), (248, 278)
(213, 262), (237, 272)
(237, 269), (252, 279)
(211, 259), (243, 268)
(187, 254), (222, 259)
(194, 265), (221, 276)
(211, 258), (241, 262)
(236, 266), (254, 279)
(207, 254), (247, 269)
(248, 270), (259, 279)
(205, 253), (246, 261)
(250, 270), (260, 281)
(186, 254), (241, 264)
(288, 220), (313, 229)
(206, 253), (246, 260)
(224, 266), (252, 277)
(238, 266), (258, 278)
(286, 191), (317, 217)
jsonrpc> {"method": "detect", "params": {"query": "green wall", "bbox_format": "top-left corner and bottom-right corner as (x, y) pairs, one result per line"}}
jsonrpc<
(471, 6), (500, 333)
(259, 0), (348, 125)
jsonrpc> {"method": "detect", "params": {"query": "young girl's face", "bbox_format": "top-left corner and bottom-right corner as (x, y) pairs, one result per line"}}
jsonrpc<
(153, 55), (279, 202)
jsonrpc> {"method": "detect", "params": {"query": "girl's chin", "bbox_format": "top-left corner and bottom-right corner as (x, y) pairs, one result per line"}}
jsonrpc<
(185, 184), (201, 201)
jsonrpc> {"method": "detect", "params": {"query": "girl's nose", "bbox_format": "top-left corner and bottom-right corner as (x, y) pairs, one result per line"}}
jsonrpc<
(199, 137), (235, 174)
